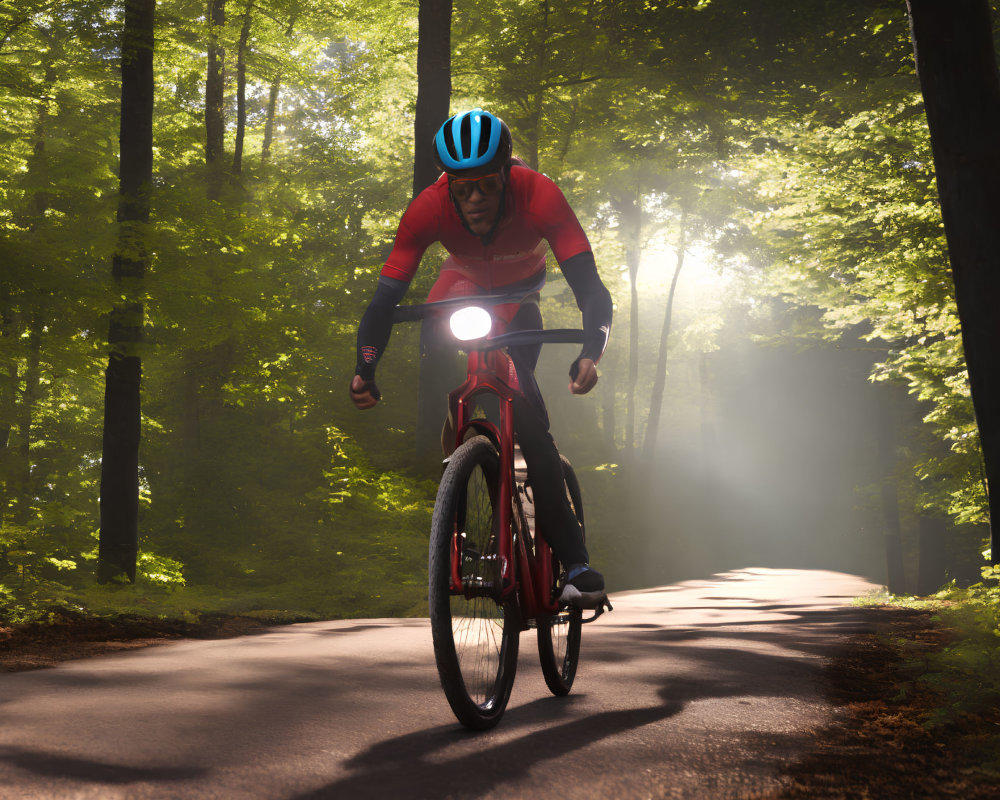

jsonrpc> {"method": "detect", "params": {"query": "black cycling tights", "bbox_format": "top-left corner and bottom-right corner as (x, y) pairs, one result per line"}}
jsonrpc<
(419, 299), (590, 568)
(507, 301), (590, 568)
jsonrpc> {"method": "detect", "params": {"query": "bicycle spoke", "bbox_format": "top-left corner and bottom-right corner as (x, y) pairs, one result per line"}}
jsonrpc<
(536, 454), (584, 696)
(430, 436), (519, 728)
(451, 461), (504, 704)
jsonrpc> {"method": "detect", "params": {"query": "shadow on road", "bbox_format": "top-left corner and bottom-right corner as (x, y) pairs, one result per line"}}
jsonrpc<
(289, 603), (884, 799)
(0, 746), (208, 784)
(0, 592), (888, 797)
(291, 697), (685, 800)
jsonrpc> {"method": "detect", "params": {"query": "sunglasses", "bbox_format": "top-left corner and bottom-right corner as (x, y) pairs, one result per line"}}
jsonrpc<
(448, 172), (503, 201)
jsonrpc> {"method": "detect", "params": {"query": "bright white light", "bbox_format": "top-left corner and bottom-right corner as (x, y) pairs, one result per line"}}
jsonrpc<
(449, 306), (492, 341)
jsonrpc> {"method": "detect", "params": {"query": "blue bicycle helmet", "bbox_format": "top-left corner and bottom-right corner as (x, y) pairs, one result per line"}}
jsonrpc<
(433, 108), (513, 173)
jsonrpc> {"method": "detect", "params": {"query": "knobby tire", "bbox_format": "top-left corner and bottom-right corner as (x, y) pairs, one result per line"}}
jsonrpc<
(429, 435), (520, 730)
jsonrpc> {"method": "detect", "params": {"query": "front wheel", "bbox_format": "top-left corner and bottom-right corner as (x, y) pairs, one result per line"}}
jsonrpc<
(429, 435), (520, 730)
(537, 455), (585, 696)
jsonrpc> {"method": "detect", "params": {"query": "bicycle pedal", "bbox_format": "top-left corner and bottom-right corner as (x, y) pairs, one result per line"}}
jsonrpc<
(580, 596), (613, 624)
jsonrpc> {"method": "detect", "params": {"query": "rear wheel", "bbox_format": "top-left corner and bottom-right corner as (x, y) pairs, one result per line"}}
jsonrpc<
(429, 435), (520, 730)
(537, 455), (585, 696)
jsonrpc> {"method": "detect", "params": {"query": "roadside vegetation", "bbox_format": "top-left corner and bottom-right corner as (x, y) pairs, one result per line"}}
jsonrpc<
(893, 567), (1000, 735)
(817, 565), (1000, 793)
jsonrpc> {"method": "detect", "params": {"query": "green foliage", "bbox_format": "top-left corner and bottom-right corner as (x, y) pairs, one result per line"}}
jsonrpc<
(860, 566), (1000, 750)
(0, 0), (431, 623)
(919, 567), (1000, 727)
(0, 0), (996, 628)
(726, 7), (989, 534)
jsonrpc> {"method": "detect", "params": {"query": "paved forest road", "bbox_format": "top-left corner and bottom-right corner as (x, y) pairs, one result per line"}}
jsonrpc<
(0, 568), (877, 800)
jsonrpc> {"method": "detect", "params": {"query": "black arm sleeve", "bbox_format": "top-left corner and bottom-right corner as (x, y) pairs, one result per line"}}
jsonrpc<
(560, 250), (613, 365)
(355, 276), (410, 381)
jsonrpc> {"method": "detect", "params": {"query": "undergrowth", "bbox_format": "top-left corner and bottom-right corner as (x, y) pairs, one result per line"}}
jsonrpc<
(0, 572), (430, 629)
(921, 567), (1000, 731)
(856, 564), (1000, 775)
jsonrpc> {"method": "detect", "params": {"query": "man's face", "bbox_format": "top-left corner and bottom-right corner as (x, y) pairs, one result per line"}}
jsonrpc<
(449, 168), (504, 236)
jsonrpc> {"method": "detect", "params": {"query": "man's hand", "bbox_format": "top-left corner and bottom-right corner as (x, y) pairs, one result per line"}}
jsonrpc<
(569, 358), (598, 395)
(350, 374), (381, 409)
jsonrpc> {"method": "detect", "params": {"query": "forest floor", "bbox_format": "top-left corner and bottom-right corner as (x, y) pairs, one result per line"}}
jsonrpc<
(764, 606), (1000, 799)
(1, 606), (998, 797)
(0, 608), (276, 672)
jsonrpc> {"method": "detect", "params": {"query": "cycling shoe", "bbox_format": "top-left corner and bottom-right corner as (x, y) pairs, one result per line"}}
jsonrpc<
(558, 564), (607, 609)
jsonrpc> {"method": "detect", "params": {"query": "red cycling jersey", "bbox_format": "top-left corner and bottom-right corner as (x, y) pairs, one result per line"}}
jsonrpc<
(355, 162), (612, 380)
(380, 165), (593, 294)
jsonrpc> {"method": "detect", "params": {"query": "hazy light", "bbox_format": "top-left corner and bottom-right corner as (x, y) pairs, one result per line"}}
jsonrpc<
(637, 242), (731, 302)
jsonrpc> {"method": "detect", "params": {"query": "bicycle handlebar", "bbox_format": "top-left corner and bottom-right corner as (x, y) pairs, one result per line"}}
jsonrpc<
(480, 328), (585, 351)
(391, 296), (585, 351)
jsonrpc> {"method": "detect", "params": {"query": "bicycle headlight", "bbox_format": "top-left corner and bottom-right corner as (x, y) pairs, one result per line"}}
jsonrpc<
(449, 306), (492, 341)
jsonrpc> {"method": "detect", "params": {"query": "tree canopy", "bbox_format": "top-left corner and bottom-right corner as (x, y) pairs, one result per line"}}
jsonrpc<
(0, 0), (993, 620)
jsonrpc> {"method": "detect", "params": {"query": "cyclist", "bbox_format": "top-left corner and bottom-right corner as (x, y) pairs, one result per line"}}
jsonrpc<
(349, 108), (613, 608)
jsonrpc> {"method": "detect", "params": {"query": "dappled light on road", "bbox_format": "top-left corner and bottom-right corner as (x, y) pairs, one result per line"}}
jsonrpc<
(0, 569), (876, 799)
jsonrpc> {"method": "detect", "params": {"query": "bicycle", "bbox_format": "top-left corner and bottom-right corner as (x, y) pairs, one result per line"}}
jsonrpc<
(392, 293), (612, 730)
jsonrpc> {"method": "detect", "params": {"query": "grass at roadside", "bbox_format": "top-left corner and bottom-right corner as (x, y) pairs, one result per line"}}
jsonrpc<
(796, 567), (1000, 794)
(0, 575), (430, 629)
(0, 576), (430, 672)
(757, 567), (1000, 798)
(764, 604), (999, 799)
(858, 566), (1000, 744)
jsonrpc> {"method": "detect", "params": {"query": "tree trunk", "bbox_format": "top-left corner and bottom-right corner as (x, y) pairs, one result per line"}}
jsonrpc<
(261, 82), (279, 162)
(641, 208), (687, 463)
(699, 351), (716, 481)
(17, 28), (57, 228)
(205, 0), (226, 197)
(98, 0), (154, 583)
(623, 180), (641, 457)
(232, 2), (252, 175)
(877, 391), (906, 594)
(16, 315), (41, 494)
(881, 483), (906, 594)
(415, 319), (465, 473)
(2, 36), (56, 535)
(917, 515), (947, 594)
(554, 96), (579, 169)
(413, 0), (454, 467)
(0, 314), (14, 509)
(181, 349), (202, 451)
(412, 0), (451, 197)
(524, 0), (550, 171)
(602, 354), (617, 452)
(907, 0), (1000, 565)
(261, 17), (295, 164)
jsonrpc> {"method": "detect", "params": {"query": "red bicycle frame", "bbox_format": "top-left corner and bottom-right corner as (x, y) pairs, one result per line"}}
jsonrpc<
(446, 346), (558, 624)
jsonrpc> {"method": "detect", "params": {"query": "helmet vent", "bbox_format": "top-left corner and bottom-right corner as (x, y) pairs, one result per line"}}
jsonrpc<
(434, 109), (510, 172)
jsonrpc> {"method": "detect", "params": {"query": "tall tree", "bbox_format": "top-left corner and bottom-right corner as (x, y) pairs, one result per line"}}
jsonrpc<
(413, 0), (453, 467)
(412, 0), (451, 196)
(641, 206), (687, 464)
(206, 0), (226, 197)
(907, 0), (1000, 564)
(621, 178), (641, 456)
(98, 0), (155, 582)
(232, 1), (253, 175)
(260, 14), (297, 163)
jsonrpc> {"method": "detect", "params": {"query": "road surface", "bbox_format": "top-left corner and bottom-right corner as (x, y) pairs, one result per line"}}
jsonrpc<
(0, 568), (878, 799)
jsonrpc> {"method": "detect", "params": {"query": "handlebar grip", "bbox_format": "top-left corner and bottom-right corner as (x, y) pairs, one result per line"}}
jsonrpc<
(391, 305), (427, 323)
